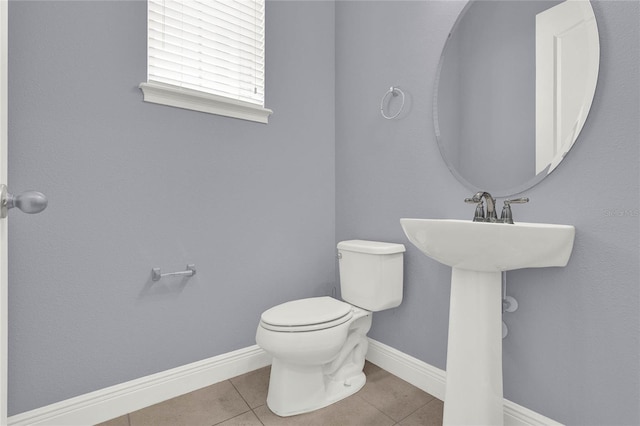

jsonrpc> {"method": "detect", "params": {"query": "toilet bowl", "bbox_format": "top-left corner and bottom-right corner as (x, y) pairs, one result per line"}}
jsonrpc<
(256, 240), (405, 417)
(256, 296), (372, 416)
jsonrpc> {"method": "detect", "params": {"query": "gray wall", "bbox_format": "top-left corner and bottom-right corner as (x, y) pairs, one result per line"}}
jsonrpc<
(336, 1), (639, 425)
(8, 0), (336, 415)
(7, 0), (639, 424)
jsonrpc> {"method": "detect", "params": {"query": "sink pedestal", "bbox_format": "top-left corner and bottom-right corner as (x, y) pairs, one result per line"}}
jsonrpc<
(443, 268), (504, 426)
(400, 218), (575, 426)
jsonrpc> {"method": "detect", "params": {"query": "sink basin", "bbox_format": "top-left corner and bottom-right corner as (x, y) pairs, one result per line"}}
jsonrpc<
(400, 218), (575, 425)
(400, 219), (575, 272)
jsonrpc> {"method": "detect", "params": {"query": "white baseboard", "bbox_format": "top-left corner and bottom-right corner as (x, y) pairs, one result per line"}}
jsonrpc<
(7, 339), (561, 426)
(366, 338), (563, 426)
(7, 345), (271, 426)
(366, 338), (447, 401)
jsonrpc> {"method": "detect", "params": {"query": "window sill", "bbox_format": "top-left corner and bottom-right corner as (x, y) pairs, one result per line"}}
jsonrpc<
(139, 82), (273, 124)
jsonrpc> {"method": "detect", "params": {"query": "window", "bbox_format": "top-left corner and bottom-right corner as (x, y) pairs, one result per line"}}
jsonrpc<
(139, 0), (272, 123)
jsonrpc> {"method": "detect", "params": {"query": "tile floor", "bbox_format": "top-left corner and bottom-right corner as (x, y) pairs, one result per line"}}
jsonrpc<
(97, 362), (443, 426)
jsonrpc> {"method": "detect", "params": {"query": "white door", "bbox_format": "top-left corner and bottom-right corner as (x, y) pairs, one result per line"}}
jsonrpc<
(535, 0), (599, 175)
(1, 0), (8, 423)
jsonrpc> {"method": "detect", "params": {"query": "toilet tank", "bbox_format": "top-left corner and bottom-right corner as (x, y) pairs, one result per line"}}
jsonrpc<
(337, 240), (405, 311)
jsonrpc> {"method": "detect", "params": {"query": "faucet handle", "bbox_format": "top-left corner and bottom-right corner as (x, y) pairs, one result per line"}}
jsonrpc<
(500, 198), (529, 224)
(504, 197), (529, 205)
(465, 198), (485, 222)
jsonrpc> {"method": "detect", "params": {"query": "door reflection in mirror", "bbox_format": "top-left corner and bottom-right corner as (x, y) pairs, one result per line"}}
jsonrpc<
(435, 0), (599, 197)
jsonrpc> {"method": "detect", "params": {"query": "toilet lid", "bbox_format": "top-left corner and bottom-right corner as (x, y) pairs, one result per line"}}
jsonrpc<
(260, 296), (353, 332)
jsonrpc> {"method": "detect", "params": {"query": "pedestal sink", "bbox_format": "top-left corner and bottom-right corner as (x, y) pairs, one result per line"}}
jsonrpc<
(400, 219), (575, 426)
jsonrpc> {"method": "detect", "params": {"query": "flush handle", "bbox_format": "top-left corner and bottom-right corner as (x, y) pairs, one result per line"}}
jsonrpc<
(0, 184), (48, 218)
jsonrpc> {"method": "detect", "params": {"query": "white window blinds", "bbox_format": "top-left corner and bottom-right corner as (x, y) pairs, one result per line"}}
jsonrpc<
(141, 0), (272, 123)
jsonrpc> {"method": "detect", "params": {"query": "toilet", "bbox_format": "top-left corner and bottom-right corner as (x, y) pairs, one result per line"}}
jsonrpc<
(255, 239), (405, 417)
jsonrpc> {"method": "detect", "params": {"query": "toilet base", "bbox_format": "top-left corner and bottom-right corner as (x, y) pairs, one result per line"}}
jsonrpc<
(266, 358), (366, 417)
(258, 306), (373, 417)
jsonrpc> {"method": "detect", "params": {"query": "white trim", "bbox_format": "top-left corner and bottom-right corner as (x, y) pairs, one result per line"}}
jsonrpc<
(366, 338), (446, 400)
(139, 82), (273, 124)
(7, 345), (270, 426)
(6, 340), (562, 426)
(503, 400), (564, 426)
(366, 338), (563, 426)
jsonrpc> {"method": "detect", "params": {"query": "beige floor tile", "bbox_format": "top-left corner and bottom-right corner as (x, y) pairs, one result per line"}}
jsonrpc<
(253, 395), (395, 426)
(129, 380), (250, 426)
(359, 362), (435, 422)
(112, 362), (441, 426)
(398, 398), (444, 426)
(95, 415), (129, 426)
(216, 410), (264, 426)
(230, 366), (271, 408)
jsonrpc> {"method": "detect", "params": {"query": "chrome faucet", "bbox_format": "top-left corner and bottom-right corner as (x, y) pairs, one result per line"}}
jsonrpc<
(465, 192), (529, 224)
(465, 191), (498, 222)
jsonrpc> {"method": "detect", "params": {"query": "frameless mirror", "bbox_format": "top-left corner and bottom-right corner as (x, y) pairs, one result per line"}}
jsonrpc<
(434, 0), (600, 197)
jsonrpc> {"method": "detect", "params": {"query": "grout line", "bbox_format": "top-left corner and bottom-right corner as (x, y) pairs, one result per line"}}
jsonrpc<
(228, 378), (252, 410)
(353, 394), (396, 425)
(211, 407), (254, 426)
(394, 400), (429, 424)
(396, 397), (444, 425)
(251, 407), (266, 426)
(395, 391), (439, 424)
(209, 380), (253, 426)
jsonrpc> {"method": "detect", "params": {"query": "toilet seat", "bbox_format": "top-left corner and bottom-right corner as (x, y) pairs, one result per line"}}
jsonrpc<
(260, 297), (353, 332)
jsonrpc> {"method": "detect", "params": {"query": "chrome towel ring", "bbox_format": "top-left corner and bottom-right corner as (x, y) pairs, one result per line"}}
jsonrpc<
(380, 86), (405, 120)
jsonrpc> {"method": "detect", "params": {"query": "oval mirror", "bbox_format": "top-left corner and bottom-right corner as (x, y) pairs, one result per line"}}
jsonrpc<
(434, 0), (600, 197)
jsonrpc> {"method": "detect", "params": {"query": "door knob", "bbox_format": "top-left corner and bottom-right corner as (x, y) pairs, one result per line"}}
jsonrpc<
(0, 184), (48, 218)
